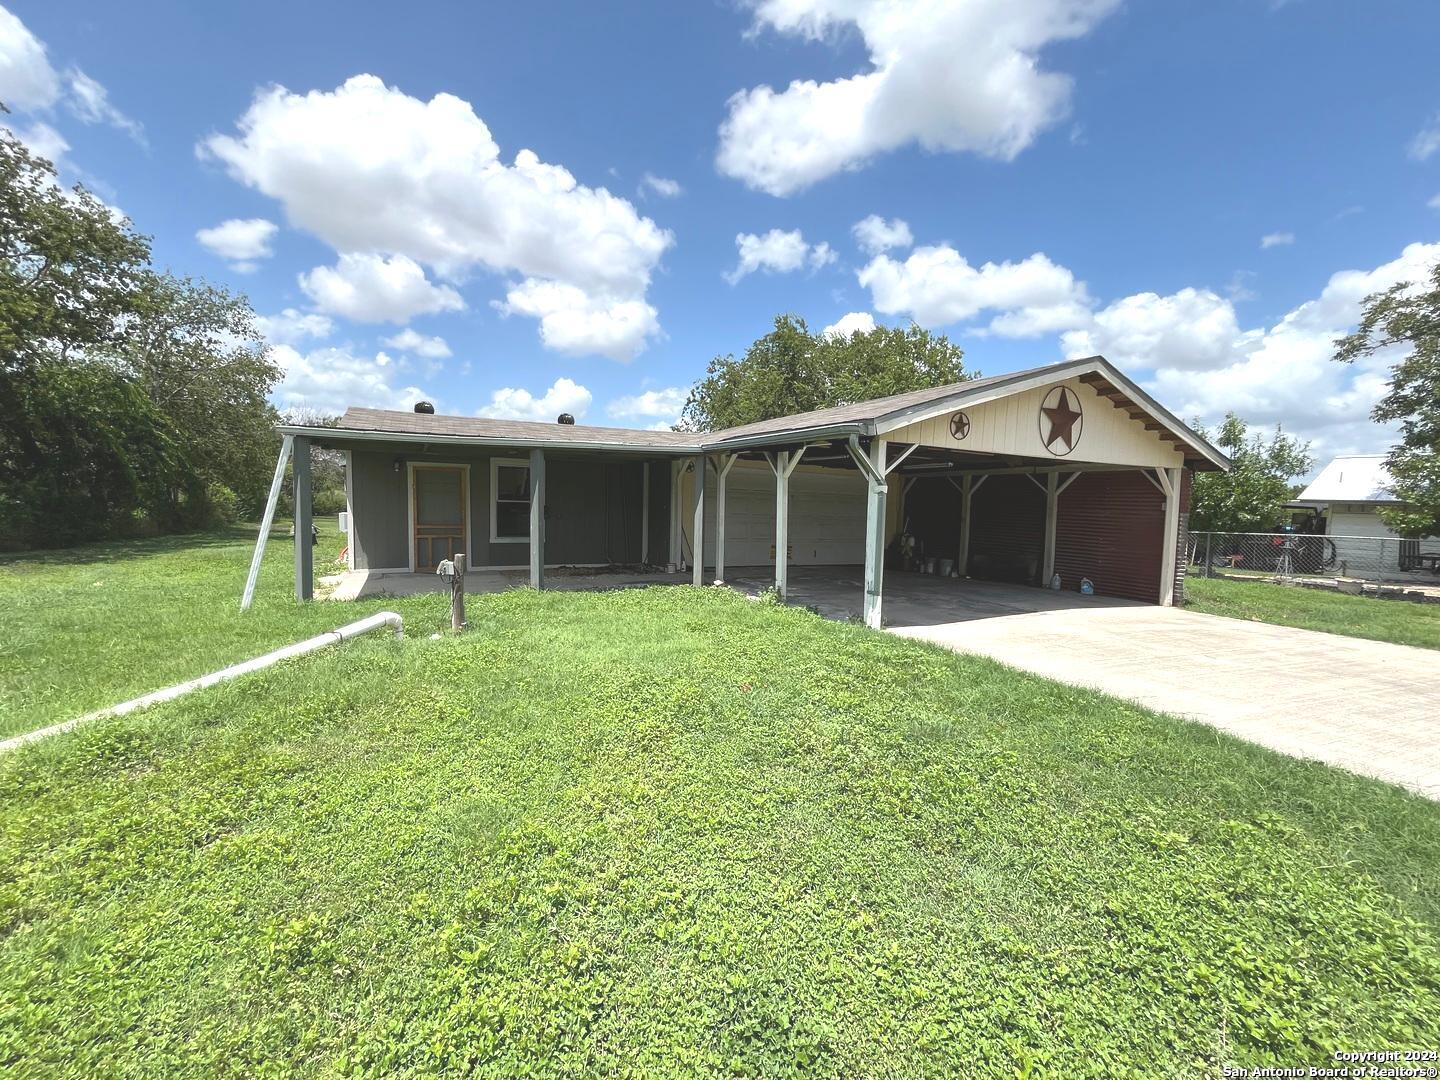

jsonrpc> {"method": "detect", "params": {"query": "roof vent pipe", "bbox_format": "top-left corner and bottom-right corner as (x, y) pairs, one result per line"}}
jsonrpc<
(557, 413), (576, 425)
(414, 401), (435, 414)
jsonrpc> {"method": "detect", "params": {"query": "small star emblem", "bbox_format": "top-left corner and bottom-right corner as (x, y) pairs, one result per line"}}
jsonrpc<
(1040, 386), (1083, 455)
(949, 411), (971, 440)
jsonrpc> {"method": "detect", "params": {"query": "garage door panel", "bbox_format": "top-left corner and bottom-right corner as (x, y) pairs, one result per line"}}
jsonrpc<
(701, 466), (866, 566)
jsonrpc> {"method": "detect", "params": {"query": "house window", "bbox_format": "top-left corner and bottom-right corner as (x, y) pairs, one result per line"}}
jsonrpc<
(491, 458), (531, 542)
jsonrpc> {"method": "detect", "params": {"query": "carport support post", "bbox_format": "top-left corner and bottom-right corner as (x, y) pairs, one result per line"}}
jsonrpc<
(293, 436), (313, 602)
(863, 438), (887, 629)
(714, 454), (736, 583)
(529, 448), (546, 589)
(958, 475), (973, 577)
(692, 456), (706, 586)
(1157, 466), (1180, 606)
(774, 450), (791, 599)
(1042, 471), (1059, 585)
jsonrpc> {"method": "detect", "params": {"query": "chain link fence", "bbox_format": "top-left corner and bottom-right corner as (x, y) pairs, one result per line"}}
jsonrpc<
(1188, 531), (1440, 584)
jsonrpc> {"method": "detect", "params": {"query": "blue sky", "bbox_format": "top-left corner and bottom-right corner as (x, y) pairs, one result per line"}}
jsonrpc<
(3, 0), (1439, 458)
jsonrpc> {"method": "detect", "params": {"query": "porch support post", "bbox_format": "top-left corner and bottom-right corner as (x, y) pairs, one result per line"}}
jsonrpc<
(293, 436), (313, 602)
(692, 456), (706, 586)
(714, 454), (737, 583)
(529, 448), (546, 589)
(669, 459), (683, 571)
(773, 450), (790, 599)
(958, 474), (973, 578)
(1156, 466), (1180, 606)
(641, 462), (650, 564)
(1042, 471), (1059, 585)
(241, 434), (293, 611)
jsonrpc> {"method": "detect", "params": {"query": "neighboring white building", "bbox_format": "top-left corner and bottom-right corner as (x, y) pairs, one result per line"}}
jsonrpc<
(1295, 454), (1434, 576)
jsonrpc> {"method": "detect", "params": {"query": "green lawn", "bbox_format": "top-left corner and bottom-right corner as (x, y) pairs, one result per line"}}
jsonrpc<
(1185, 574), (1440, 651)
(0, 537), (1437, 1076)
(0, 521), (450, 739)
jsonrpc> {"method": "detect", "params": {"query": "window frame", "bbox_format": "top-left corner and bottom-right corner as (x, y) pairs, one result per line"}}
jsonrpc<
(489, 457), (532, 543)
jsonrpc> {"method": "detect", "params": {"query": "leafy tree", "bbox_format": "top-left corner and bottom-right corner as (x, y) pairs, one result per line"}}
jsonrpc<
(0, 120), (283, 548)
(112, 272), (280, 524)
(1190, 414), (1313, 533)
(679, 315), (969, 431)
(1334, 260), (1440, 537)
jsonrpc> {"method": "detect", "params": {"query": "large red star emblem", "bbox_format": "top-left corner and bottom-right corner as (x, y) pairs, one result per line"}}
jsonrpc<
(1039, 386), (1083, 455)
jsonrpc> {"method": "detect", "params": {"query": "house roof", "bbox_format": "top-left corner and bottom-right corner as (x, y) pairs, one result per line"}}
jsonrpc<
(1296, 455), (1396, 504)
(331, 406), (704, 452)
(277, 355), (1230, 469)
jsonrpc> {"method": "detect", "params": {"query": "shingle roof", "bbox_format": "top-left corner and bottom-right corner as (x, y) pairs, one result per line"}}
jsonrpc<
(336, 406), (703, 450)
(282, 355), (1227, 469)
(704, 364), (1053, 445)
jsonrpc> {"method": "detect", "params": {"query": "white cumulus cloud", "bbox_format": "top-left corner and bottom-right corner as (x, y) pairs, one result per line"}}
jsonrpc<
(606, 386), (689, 426)
(382, 328), (452, 359)
(0, 6), (60, 110)
(201, 74), (671, 357)
(255, 307), (333, 346)
(1260, 231), (1295, 249)
(857, 244), (1091, 335)
(1064, 242), (1440, 457)
(299, 252), (465, 324)
(715, 0), (1121, 196)
(726, 228), (836, 284)
(0, 6), (142, 155)
(822, 311), (877, 338)
(196, 217), (278, 271)
(495, 279), (660, 362)
(478, 377), (592, 422)
(271, 344), (429, 414)
(641, 172), (682, 198)
(852, 215), (913, 255)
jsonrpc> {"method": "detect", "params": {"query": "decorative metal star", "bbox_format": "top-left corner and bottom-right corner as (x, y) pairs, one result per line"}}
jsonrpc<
(949, 411), (971, 440)
(1041, 388), (1082, 454)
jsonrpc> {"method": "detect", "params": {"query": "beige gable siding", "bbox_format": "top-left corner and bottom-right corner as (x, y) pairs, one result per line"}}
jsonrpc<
(884, 376), (1185, 469)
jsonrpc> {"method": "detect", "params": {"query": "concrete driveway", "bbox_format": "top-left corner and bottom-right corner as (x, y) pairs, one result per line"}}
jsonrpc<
(731, 568), (1440, 799)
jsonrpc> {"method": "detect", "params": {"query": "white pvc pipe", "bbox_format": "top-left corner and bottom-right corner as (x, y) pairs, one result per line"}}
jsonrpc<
(0, 611), (403, 755)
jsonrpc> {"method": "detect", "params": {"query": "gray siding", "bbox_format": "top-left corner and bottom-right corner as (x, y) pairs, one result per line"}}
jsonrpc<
(350, 450), (410, 569)
(347, 449), (649, 570)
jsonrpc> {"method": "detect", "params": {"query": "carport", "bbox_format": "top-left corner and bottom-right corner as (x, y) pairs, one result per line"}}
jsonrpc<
(680, 355), (1229, 627)
(253, 355), (1228, 625)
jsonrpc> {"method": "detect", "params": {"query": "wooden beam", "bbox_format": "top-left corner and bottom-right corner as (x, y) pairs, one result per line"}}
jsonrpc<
(293, 436), (313, 601)
(692, 455), (705, 587)
(529, 448), (545, 589)
(774, 450), (790, 600)
(241, 434), (293, 611)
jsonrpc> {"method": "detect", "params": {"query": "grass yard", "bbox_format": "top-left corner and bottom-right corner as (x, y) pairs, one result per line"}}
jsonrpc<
(0, 539), (1437, 1076)
(0, 522), (450, 739)
(1185, 574), (1440, 651)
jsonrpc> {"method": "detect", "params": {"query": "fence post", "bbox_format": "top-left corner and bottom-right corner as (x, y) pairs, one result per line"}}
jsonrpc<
(451, 552), (466, 630)
(1204, 532), (1212, 578)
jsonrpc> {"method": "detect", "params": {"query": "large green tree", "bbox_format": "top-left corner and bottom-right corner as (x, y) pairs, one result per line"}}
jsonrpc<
(1334, 260), (1440, 537)
(679, 315), (969, 431)
(114, 272), (280, 523)
(0, 121), (281, 548)
(1190, 414), (1313, 533)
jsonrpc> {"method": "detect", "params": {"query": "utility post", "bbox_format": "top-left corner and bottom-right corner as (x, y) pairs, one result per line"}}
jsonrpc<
(450, 552), (466, 630)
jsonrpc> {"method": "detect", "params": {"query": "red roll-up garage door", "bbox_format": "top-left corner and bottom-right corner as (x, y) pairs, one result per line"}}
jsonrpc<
(1053, 470), (1164, 602)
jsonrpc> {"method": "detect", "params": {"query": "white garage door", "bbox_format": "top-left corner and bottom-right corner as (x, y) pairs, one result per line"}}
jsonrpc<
(700, 462), (867, 566)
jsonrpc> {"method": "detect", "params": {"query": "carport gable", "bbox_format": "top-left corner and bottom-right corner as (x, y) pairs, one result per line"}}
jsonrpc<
(867, 358), (1222, 472)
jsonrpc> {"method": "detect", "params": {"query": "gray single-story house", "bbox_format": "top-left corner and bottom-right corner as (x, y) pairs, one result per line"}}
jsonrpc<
(250, 355), (1229, 628)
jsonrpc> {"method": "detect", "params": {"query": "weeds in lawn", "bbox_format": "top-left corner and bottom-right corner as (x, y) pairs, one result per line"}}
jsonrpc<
(0, 584), (1437, 1075)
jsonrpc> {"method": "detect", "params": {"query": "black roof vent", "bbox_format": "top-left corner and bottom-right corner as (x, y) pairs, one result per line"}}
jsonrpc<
(557, 413), (576, 425)
(413, 401), (435, 414)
